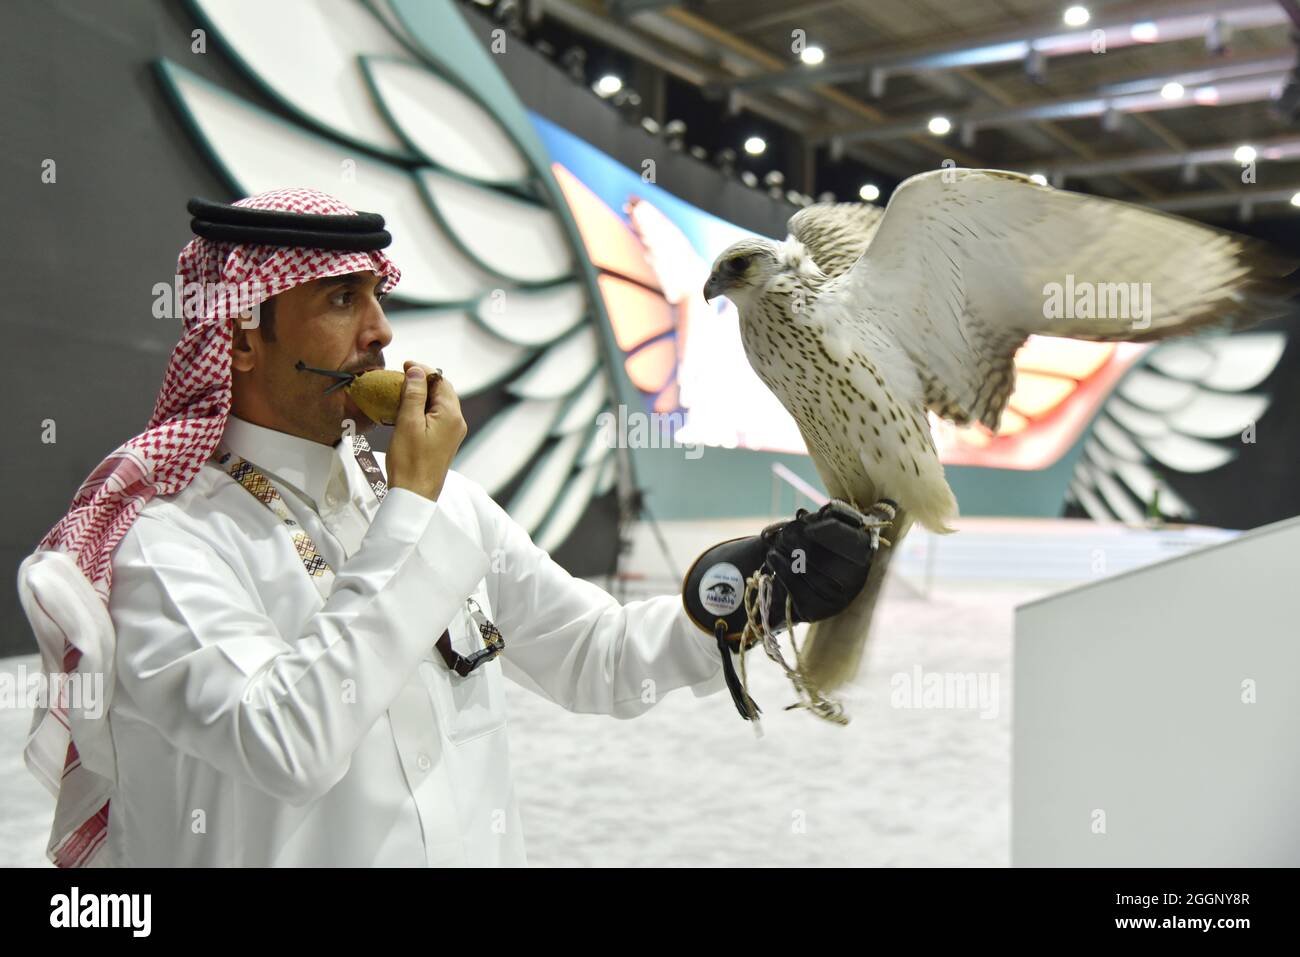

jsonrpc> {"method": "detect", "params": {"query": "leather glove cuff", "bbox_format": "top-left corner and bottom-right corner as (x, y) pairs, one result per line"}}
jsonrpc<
(681, 534), (791, 650)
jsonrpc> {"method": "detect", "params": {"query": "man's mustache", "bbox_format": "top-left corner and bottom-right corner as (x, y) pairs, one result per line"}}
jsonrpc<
(342, 356), (385, 376)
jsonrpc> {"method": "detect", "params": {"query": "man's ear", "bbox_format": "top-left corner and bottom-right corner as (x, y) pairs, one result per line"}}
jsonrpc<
(230, 316), (257, 373)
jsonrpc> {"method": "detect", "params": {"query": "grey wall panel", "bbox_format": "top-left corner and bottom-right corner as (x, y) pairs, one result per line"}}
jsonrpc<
(1013, 514), (1300, 866)
(1, 1), (264, 655)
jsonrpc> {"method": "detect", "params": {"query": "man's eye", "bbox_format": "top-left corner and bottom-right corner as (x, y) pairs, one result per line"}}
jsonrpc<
(376, 290), (388, 304)
(329, 290), (353, 308)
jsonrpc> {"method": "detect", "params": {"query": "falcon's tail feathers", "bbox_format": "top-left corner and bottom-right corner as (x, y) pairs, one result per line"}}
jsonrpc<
(798, 513), (908, 693)
(906, 468), (960, 536)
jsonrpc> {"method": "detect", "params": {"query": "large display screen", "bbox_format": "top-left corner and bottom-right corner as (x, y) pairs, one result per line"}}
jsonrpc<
(531, 113), (1149, 473)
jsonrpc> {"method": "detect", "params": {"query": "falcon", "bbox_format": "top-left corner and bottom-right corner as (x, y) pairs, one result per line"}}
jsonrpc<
(703, 168), (1296, 695)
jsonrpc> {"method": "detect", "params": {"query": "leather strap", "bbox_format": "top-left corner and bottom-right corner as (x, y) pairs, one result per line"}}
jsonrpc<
(215, 434), (499, 674)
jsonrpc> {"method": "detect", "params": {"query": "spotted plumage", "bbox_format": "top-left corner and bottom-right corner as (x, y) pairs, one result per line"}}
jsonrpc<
(704, 168), (1296, 693)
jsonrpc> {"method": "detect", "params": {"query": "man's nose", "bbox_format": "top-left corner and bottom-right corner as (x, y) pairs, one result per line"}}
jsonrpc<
(360, 294), (393, 353)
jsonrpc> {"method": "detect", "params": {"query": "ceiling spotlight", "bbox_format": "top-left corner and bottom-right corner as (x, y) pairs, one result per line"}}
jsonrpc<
(801, 45), (825, 66)
(1063, 6), (1090, 28)
(614, 105), (640, 126)
(640, 117), (660, 135)
(689, 145), (708, 161)
(764, 170), (785, 187)
(1290, 191), (1300, 207)
(744, 136), (767, 155)
(1029, 172), (1048, 185)
(663, 119), (687, 150)
(1130, 22), (1159, 43)
(858, 183), (880, 201)
(490, 0), (525, 36)
(1206, 17), (1231, 56)
(714, 147), (738, 176)
(817, 190), (837, 203)
(1160, 81), (1185, 100)
(560, 46), (588, 84)
(740, 171), (759, 188)
(1026, 48), (1047, 83)
(1233, 144), (1256, 164)
(927, 116), (952, 136)
(595, 74), (622, 97)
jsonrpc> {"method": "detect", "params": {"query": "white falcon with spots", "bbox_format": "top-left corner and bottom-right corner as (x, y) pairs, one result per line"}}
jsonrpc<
(704, 168), (1296, 694)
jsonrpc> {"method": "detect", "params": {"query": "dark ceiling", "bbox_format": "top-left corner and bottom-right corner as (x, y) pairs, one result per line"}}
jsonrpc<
(467, 0), (1300, 231)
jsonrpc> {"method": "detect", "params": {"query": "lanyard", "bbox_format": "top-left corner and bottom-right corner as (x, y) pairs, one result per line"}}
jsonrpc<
(214, 433), (503, 674)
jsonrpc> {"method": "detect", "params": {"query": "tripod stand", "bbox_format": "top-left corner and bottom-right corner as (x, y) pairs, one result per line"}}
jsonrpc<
(606, 446), (680, 602)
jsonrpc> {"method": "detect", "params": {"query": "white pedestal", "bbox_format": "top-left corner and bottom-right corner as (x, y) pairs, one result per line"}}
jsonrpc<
(1013, 515), (1300, 866)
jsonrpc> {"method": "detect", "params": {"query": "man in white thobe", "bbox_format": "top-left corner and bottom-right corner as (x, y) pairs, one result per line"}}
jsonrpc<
(105, 409), (727, 866)
(21, 190), (728, 868)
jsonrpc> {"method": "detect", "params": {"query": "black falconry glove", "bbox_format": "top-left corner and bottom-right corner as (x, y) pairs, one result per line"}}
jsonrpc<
(681, 499), (890, 720)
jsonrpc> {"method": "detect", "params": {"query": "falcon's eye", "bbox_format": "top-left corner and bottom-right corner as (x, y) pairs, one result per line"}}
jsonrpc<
(726, 255), (751, 274)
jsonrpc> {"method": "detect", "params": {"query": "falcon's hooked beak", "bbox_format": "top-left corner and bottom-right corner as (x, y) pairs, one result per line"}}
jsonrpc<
(702, 272), (726, 304)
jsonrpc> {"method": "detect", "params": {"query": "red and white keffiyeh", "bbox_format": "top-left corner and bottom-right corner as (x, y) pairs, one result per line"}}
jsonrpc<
(22, 187), (401, 867)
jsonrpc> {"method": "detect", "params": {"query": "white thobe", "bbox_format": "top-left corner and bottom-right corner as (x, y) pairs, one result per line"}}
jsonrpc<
(102, 415), (726, 866)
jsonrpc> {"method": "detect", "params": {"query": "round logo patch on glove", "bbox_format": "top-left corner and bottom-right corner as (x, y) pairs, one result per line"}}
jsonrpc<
(698, 562), (744, 616)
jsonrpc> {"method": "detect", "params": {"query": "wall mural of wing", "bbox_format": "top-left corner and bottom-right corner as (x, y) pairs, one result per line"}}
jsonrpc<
(166, 0), (618, 561)
(1064, 332), (1288, 524)
(930, 339), (1152, 472)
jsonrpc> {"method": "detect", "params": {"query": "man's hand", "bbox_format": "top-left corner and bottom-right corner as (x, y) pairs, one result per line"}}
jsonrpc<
(386, 361), (467, 501)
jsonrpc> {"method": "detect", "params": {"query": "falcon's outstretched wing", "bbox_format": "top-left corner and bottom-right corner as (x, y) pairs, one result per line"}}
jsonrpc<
(835, 169), (1296, 433)
(786, 202), (886, 279)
